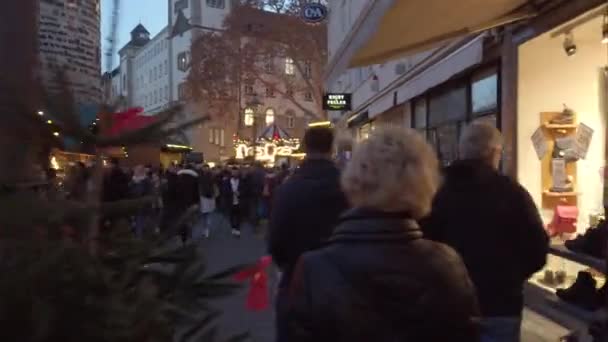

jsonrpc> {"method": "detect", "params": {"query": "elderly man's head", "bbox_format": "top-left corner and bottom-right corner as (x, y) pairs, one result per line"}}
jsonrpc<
(459, 122), (503, 169)
(341, 127), (440, 219)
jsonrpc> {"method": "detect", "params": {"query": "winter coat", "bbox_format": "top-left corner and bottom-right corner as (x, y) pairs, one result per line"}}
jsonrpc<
(422, 159), (549, 317)
(268, 158), (348, 286)
(221, 176), (244, 207)
(285, 208), (480, 342)
(176, 169), (199, 211)
(103, 166), (130, 202)
(198, 171), (216, 198)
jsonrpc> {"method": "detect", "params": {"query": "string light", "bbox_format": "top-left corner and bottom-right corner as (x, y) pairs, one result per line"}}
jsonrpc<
(46, 120), (53, 124)
(37, 111), (44, 116)
(53, 132), (60, 137)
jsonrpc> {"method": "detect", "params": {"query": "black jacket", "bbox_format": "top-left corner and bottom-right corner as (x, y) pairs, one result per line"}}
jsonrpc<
(103, 167), (130, 202)
(286, 208), (479, 342)
(176, 169), (199, 211)
(422, 159), (549, 316)
(268, 158), (348, 285)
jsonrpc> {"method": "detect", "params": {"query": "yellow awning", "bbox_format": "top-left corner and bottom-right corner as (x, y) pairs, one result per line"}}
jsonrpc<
(327, 0), (535, 84)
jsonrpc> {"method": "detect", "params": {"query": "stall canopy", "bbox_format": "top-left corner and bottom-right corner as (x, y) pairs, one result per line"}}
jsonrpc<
(327, 0), (535, 85)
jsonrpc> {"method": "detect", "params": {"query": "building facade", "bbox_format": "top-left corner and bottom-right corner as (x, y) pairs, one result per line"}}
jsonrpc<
(39, 0), (102, 105)
(103, 0), (317, 164)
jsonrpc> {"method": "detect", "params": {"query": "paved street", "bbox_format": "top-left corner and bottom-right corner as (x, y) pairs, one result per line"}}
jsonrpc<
(195, 213), (276, 342)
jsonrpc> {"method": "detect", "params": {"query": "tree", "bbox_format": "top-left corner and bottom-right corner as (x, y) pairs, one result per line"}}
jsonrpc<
(188, 0), (327, 122)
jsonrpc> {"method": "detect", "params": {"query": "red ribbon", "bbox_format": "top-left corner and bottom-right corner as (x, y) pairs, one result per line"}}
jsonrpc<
(234, 255), (272, 311)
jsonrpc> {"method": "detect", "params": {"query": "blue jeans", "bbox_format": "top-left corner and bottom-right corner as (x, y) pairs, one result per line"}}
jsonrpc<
(480, 316), (521, 342)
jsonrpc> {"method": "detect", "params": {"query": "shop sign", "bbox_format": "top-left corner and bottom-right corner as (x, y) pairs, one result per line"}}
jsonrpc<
(235, 142), (301, 163)
(301, 3), (328, 24)
(323, 93), (352, 111)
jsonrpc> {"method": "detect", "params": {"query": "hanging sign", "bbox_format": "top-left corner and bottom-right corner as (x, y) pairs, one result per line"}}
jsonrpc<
(323, 93), (352, 111)
(301, 3), (328, 24)
(531, 127), (547, 160)
(575, 122), (594, 159)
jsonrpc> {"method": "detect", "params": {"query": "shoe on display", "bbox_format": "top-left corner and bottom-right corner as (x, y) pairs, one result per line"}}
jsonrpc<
(556, 271), (600, 311)
(550, 105), (575, 125)
(565, 221), (608, 259)
(231, 229), (241, 238)
(540, 270), (556, 287)
(555, 270), (567, 285)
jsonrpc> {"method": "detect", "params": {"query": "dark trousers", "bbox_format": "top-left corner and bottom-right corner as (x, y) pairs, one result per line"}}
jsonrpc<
(230, 204), (241, 230)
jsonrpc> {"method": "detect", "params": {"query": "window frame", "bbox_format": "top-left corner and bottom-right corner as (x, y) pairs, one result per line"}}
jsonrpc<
(284, 57), (295, 75)
(265, 108), (275, 126)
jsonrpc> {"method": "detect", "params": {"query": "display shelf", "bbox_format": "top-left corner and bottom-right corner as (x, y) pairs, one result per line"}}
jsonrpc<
(543, 191), (578, 197)
(543, 123), (578, 129)
(549, 244), (606, 272)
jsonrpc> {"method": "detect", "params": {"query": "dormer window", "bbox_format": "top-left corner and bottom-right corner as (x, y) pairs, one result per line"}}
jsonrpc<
(139, 32), (149, 39)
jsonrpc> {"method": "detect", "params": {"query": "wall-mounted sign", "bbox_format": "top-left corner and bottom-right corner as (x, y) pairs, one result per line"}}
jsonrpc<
(301, 3), (328, 24)
(323, 93), (352, 111)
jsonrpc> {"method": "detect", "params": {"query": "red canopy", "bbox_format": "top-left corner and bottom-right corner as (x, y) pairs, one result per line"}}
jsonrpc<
(107, 107), (157, 136)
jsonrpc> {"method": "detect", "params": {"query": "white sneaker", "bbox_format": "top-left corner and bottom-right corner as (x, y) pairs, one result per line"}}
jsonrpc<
(231, 229), (241, 237)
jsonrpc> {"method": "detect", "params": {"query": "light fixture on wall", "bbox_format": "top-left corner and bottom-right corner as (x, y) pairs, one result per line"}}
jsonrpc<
(602, 13), (608, 44)
(563, 32), (577, 56)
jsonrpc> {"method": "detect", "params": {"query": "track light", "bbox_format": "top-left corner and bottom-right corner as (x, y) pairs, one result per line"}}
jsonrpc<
(563, 32), (577, 57)
(602, 14), (608, 44)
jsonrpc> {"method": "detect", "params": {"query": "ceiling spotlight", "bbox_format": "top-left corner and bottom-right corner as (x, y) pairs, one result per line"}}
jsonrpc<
(563, 32), (576, 57)
(603, 14), (608, 44)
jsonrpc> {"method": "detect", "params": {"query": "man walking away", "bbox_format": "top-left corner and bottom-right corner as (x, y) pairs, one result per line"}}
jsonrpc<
(268, 126), (348, 342)
(222, 167), (243, 237)
(175, 164), (199, 243)
(422, 122), (549, 342)
(198, 164), (217, 238)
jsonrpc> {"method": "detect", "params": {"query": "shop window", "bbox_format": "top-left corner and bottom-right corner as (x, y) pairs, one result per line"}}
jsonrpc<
(265, 108), (275, 125)
(428, 85), (467, 126)
(472, 69), (498, 116)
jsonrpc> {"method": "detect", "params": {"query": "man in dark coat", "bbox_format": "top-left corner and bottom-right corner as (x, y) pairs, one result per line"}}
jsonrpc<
(175, 164), (199, 243)
(103, 158), (129, 202)
(422, 123), (548, 342)
(268, 126), (348, 342)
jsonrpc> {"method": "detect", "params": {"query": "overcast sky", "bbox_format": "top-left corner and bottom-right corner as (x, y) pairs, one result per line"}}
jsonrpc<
(100, 0), (168, 71)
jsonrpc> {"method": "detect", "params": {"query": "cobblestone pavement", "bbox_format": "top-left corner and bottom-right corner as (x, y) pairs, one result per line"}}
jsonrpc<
(194, 213), (276, 342)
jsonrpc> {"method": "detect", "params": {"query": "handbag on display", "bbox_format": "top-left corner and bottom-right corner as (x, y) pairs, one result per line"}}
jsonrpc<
(548, 205), (578, 235)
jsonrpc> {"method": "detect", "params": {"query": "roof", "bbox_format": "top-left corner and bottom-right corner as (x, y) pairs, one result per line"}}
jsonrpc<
(131, 23), (150, 35)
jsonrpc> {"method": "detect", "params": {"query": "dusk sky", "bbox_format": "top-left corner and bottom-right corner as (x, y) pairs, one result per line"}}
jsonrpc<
(100, 0), (168, 71)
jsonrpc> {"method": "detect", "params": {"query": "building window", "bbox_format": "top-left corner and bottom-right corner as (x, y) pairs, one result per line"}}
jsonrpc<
(165, 85), (169, 100)
(178, 82), (189, 100)
(265, 87), (275, 98)
(214, 129), (220, 145)
(220, 129), (225, 147)
(265, 108), (275, 126)
(154, 90), (158, 104)
(154, 67), (157, 80)
(206, 0), (225, 8)
(304, 91), (313, 101)
(285, 57), (295, 75)
(264, 58), (273, 73)
(244, 108), (254, 126)
(286, 110), (295, 128)
(164, 60), (168, 75)
(285, 87), (294, 98)
(472, 68), (498, 116)
(209, 128), (214, 143)
(244, 84), (254, 95)
(177, 52), (190, 72)
(303, 60), (312, 79)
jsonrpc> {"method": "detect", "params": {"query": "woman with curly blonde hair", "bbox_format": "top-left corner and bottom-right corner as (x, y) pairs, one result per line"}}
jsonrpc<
(286, 127), (479, 342)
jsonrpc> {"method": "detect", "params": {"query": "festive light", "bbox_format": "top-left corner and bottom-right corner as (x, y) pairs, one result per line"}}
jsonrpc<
(37, 111), (44, 116)
(47, 120), (53, 124)
(166, 144), (192, 150)
(50, 156), (60, 170)
(53, 132), (60, 137)
(308, 121), (331, 127)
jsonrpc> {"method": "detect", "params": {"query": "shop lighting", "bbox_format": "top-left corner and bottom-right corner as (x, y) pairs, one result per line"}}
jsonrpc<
(37, 111), (44, 116)
(46, 120), (53, 124)
(603, 14), (608, 44)
(53, 132), (60, 137)
(308, 121), (331, 127)
(166, 144), (192, 150)
(563, 32), (577, 57)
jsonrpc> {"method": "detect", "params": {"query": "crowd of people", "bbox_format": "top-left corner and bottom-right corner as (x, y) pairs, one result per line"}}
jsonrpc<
(61, 156), (292, 242)
(268, 124), (550, 342)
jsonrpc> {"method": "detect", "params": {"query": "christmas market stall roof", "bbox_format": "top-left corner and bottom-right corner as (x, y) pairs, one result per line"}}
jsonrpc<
(258, 123), (293, 142)
(325, 0), (536, 85)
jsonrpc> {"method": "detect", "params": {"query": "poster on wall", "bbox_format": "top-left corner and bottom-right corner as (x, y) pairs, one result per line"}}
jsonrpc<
(531, 127), (547, 160)
(575, 122), (594, 159)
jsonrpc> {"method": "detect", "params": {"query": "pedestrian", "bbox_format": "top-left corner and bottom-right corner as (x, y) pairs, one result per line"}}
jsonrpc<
(129, 165), (153, 238)
(102, 158), (130, 203)
(160, 164), (179, 234)
(268, 126), (349, 342)
(247, 162), (266, 228)
(222, 167), (243, 237)
(422, 122), (548, 342)
(175, 164), (200, 243)
(285, 127), (479, 341)
(198, 164), (217, 238)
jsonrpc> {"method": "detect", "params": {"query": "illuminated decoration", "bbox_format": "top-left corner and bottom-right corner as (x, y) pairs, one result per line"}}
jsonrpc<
(244, 108), (254, 126)
(47, 120), (53, 124)
(265, 108), (275, 125)
(50, 156), (60, 170)
(323, 93), (352, 111)
(166, 144), (192, 150)
(234, 124), (300, 164)
(37, 111), (44, 116)
(308, 121), (331, 127)
(53, 132), (60, 137)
